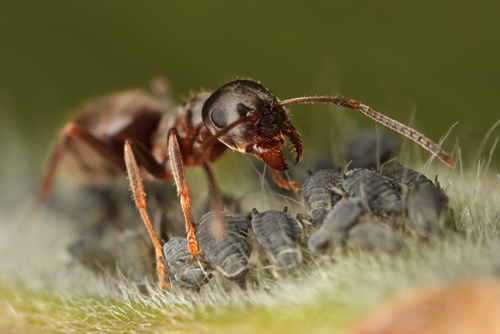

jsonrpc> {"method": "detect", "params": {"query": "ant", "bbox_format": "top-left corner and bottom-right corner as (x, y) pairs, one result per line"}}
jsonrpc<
(38, 78), (455, 289)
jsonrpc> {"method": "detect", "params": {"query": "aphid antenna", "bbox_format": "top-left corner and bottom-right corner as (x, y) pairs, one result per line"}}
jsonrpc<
(276, 97), (456, 168)
(359, 185), (373, 215)
(344, 160), (353, 174)
(325, 185), (347, 198)
(273, 193), (303, 207)
(379, 157), (398, 173)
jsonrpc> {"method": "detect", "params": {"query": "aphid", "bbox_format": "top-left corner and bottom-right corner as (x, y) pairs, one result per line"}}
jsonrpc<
(381, 163), (434, 189)
(346, 218), (403, 253)
(67, 224), (118, 272)
(406, 180), (450, 238)
(308, 197), (364, 255)
(343, 130), (400, 169)
(194, 211), (250, 287)
(343, 168), (404, 221)
(163, 237), (212, 292)
(299, 169), (344, 226)
(251, 207), (302, 277)
(118, 229), (154, 293)
(382, 164), (453, 238)
(308, 197), (402, 255)
(39, 79), (455, 288)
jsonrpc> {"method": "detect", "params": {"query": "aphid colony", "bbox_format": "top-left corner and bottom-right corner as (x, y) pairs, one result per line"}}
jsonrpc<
(50, 157), (455, 292)
(159, 163), (454, 291)
(38, 78), (455, 290)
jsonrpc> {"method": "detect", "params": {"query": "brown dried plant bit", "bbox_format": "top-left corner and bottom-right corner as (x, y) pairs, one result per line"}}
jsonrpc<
(346, 279), (500, 334)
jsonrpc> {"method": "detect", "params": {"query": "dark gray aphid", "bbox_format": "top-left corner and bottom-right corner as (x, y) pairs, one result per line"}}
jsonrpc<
(344, 130), (400, 169)
(382, 164), (452, 238)
(307, 197), (364, 255)
(163, 237), (212, 292)
(67, 224), (119, 273)
(119, 230), (154, 293)
(232, 213), (253, 235)
(343, 168), (403, 220)
(346, 217), (403, 253)
(300, 169), (344, 226)
(194, 211), (250, 286)
(406, 180), (451, 239)
(251, 207), (302, 277)
(381, 163), (434, 190)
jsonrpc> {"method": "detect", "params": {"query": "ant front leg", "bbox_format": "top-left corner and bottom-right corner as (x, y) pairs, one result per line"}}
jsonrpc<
(167, 129), (201, 258)
(268, 168), (299, 193)
(124, 140), (170, 290)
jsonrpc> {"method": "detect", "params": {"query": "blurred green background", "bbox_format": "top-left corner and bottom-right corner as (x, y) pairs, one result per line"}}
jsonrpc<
(0, 0), (499, 171)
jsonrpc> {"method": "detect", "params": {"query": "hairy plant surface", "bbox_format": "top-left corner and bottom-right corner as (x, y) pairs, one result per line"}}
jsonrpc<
(1, 134), (499, 334)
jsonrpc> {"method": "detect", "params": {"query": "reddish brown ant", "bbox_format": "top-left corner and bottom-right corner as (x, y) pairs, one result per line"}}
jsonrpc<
(38, 78), (455, 289)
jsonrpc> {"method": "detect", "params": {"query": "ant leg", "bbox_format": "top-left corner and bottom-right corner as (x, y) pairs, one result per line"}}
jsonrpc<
(167, 128), (201, 258)
(201, 162), (221, 210)
(268, 168), (300, 193)
(126, 138), (170, 179)
(201, 162), (226, 235)
(38, 122), (125, 201)
(124, 141), (170, 290)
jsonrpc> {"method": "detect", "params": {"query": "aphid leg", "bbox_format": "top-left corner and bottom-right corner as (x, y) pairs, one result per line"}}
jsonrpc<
(325, 185), (347, 198)
(38, 122), (125, 201)
(269, 168), (300, 193)
(124, 140), (170, 290)
(167, 129), (201, 258)
(201, 162), (225, 236)
(296, 213), (312, 238)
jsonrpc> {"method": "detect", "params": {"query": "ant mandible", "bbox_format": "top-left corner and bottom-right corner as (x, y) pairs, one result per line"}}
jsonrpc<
(38, 79), (455, 289)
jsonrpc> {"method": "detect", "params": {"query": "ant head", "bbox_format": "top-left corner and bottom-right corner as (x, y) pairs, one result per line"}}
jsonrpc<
(202, 80), (303, 170)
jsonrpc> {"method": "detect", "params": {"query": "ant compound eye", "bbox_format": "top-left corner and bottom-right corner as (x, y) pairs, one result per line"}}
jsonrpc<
(211, 108), (228, 128)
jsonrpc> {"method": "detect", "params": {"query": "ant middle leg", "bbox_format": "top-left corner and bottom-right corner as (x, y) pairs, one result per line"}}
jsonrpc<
(167, 129), (201, 258)
(124, 140), (170, 290)
(268, 168), (300, 193)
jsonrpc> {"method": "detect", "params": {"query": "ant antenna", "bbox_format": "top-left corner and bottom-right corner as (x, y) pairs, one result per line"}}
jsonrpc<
(276, 97), (455, 168)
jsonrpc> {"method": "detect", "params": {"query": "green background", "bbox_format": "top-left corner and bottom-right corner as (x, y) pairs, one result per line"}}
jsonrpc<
(1, 1), (499, 169)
